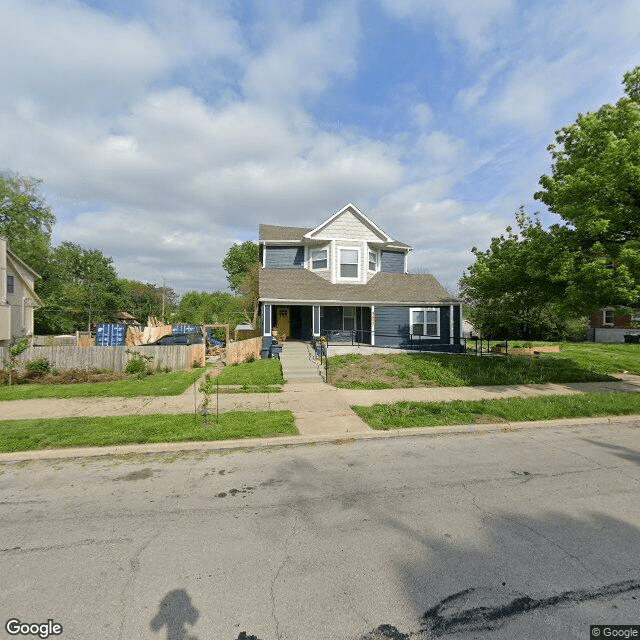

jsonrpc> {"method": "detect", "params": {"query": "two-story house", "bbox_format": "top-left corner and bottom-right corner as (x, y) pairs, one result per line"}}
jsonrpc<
(258, 204), (462, 354)
(0, 236), (42, 346)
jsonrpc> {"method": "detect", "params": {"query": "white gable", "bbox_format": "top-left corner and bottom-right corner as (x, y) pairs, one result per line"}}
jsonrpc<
(306, 204), (391, 242)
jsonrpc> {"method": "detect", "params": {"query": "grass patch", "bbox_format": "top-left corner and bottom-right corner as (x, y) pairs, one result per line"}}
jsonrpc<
(546, 342), (640, 375)
(329, 351), (615, 389)
(0, 369), (206, 400)
(0, 411), (298, 453)
(353, 391), (640, 429)
(216, 358), (284, 386)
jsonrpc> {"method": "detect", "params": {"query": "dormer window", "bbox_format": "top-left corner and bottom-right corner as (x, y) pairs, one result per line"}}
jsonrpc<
(339, 249), (359, 279)
(368, 250), (377, 272)
(311, 249), (328, 270)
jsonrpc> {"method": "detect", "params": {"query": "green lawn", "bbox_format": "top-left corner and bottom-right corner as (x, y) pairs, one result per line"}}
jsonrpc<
(0, 368), (206, 401)
(215, 358), (284, 386)
(0, 411), (298, 453)
(546, 342), (640, 375)
(328, 348), (618, 389)
(353, 391), (640, 429)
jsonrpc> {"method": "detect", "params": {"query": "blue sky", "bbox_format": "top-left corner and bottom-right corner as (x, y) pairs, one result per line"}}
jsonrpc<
(1, 0), (638, 294)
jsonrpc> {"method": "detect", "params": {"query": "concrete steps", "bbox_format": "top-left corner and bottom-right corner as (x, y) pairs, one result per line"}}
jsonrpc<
(280, 341), (324, 384)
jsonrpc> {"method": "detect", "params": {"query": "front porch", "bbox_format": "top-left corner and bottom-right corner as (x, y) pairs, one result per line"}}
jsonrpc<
(261, 304), (372, 344)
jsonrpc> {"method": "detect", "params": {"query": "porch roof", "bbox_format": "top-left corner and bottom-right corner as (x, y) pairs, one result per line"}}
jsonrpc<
(259, 268), (459, 305)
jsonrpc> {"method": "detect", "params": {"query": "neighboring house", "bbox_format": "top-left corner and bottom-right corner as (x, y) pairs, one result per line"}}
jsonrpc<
(588, 307), (640, 342)
(0, 236), (42, 346)
(258, 203), (462, 354)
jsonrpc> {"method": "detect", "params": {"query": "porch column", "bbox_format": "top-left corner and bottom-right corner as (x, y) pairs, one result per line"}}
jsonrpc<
(312, 305), (321, 337)
(262, 304), (272, 336)
(449, 304), (454, 345)
(370, 305), (375, 345)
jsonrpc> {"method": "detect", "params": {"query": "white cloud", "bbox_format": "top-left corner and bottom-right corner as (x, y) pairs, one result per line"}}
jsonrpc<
(378, 0), (516, 56)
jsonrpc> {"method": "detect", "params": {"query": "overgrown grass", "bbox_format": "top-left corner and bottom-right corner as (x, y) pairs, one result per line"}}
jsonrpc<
(353, 391), (640, 429)
(0, 411), (298, 453)
(216, 358), (284, 386)
(547, 342), (640, 375)
(0, 369), (206, 401)
(329, 351), (615, 389)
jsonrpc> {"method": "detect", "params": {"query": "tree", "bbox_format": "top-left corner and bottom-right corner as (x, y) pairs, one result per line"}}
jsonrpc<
(462, 66), (640, 332)
(175, 291), (245, 326)
(36, 242), (121, 333)
(459, 210), (579, 339)
(222, 241), (260, 293)
(118, 279), (177, 322)
(0, 171), (55, 274)
(238, 262), (260, 327)
(532, 65), (640, 313)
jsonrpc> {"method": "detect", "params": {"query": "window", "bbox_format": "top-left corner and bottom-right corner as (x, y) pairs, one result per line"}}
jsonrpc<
(311, 249), (328, 270)
(7, 275), (14, 295)
(340, 249), (359, 278)
(368, 250), (377, 272)
(343, 306), (356, 330)
(604, 309), (614, 325)
(411, 307), (439, 337)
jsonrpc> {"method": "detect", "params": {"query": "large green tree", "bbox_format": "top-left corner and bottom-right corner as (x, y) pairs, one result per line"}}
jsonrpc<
(118, 279), (177, 322)
(533, 65), (640, 313)
(175, 291), (245, 325)
(36, 242), (121, 333)
(0, 171), (55, 274)
(461, 66), (640, 335)
(222, 241), (260, 293)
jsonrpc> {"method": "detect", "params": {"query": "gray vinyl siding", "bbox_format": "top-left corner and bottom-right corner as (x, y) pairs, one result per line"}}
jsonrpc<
(380, 251), (405, 274)
(374, 305), (461, 350)
(374, 306), (409, 347)
(265, 245), (305, 269)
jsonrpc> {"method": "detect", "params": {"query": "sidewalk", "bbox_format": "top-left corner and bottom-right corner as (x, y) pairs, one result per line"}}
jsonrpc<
(2, 372), (640, 438)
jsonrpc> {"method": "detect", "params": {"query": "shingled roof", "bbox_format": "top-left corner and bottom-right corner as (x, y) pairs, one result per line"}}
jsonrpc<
(259, 224), (313, 242)
(259, 269), (458, 305)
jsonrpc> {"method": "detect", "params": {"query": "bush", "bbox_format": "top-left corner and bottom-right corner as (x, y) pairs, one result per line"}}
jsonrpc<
(124, 349), (153, 377)
(26, 358), (51, 374)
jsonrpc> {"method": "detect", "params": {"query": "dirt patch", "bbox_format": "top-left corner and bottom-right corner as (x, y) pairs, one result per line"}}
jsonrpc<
(330, 355), (421, 388)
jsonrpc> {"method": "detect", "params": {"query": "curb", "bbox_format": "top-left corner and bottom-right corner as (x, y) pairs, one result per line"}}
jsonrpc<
(1, 414), (639, 463)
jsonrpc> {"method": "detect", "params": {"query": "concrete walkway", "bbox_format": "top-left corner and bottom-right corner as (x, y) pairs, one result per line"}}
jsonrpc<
(2, 371), (640, 441)
(279, 340), (325, 383)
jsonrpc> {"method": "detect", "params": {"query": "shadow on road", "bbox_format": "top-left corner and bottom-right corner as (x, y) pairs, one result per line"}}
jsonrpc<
(150, 589), (200, 640)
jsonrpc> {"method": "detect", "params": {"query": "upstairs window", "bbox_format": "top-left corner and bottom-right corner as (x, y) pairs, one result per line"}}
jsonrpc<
(604, 309), (614, 325)
(411, 308), (439, 337)
(368, 250), (377, 272)
(7, 275), (14, 295)
(311, 249), (328, 270)
(340, 249), (359, 278)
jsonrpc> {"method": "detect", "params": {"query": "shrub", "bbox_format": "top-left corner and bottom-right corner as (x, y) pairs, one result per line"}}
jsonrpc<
(26, 358), (51, 374)
(124, 349), (153, 377)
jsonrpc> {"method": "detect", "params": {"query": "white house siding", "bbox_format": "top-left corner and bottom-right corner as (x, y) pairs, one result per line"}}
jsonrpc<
(313, 210), (382, 242)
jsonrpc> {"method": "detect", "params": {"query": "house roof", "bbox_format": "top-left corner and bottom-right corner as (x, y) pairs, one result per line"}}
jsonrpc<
(259, 224), (313, 242)
(259, 269), (458, 305)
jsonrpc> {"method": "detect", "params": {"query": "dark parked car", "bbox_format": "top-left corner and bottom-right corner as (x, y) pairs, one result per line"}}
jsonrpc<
(143, 333), (203, 346)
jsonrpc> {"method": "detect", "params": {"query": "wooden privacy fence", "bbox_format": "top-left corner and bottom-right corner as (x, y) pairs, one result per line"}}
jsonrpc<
(0, 344), (205, 372)
(225, 337), (262, 365)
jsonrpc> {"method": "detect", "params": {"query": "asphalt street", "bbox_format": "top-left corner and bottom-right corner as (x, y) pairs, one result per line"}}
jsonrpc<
(1, 420), (640, 640)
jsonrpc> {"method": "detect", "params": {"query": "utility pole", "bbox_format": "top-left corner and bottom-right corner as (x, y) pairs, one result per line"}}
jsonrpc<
(162, 276), (166, 323)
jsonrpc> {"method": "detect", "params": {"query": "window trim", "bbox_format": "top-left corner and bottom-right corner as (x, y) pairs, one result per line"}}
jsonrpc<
(338, 247), (360, 280)
(603, 308), (614, 326)
(410, 307), (440, 339)
(311, 248), (328, 270)
(368, 250), (378, 272)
